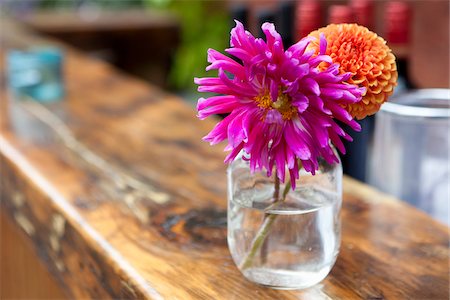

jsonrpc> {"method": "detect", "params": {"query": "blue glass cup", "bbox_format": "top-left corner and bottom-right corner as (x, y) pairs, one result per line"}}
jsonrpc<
(7, 48), (65, 102)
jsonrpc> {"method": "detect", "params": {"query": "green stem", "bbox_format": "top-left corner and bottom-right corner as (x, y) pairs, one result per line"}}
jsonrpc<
(273, 175), (280, 202)
(240, 214), (278, 270)
(239, 176), (291, 271)
(260, 175), (280, 263)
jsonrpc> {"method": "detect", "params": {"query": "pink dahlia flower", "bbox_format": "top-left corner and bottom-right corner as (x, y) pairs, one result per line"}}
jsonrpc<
(195, 21), (365, 188)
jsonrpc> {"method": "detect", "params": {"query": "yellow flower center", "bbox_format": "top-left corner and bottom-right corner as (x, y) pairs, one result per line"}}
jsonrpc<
(254, 90), (297, 121)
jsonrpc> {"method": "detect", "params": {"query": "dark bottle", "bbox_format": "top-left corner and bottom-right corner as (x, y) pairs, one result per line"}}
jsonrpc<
(295, 0), (322, 40)
(256, 9), (275, 38)
(385, 1), (415, 92)
(277, 0), (295, 47)
(328, 5), (355, 24)
(230, 3), (249, 28)
(350, 0), (374, 29)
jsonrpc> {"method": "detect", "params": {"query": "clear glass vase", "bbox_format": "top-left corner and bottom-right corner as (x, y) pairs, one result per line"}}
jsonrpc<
(227, 153), (342, 289)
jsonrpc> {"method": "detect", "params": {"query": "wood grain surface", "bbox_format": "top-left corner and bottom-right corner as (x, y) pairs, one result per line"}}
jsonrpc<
(1, 210), (68, 299)
(0, 20), (449, 300)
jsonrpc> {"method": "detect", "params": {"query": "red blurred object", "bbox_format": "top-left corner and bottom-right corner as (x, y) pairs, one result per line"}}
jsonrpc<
(295, 0), (322, 40)
(350, 0), (373, 28)
(385, 1), (411, 44)
(328, 5), (355, 24)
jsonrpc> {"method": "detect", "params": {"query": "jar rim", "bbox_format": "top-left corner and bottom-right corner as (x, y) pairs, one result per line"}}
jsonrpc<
(380, 89), (450, 118)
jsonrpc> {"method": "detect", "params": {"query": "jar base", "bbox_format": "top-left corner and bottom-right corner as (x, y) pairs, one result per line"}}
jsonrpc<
(242, 266), (332, 290)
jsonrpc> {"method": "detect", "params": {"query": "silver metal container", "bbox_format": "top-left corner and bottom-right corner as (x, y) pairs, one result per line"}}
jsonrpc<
(368, 89), (450, 225)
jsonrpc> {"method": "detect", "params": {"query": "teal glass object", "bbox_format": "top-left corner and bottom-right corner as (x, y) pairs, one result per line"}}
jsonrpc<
(7, 48), (64, 102)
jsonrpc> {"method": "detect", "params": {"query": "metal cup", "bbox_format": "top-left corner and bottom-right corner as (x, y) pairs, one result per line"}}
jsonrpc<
(368, 89), (450, 225)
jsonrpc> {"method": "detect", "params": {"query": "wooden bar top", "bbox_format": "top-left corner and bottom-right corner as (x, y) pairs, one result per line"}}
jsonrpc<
(1, 21), (449, 299)
(21, 9), (179, 33)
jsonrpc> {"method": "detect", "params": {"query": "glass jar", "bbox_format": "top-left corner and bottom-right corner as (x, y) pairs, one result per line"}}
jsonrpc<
(227, 152), (342, 289)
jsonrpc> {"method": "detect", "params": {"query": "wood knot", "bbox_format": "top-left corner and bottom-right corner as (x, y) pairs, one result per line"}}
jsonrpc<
(344, 198), (369, 214)
(158, 208), (227, 245)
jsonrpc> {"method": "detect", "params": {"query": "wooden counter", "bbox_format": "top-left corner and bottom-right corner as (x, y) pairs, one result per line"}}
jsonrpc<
(1, 21), (449, 299)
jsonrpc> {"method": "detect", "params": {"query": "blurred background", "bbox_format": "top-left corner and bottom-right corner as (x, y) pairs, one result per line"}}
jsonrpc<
(3, 0), (449, 92)
(2, 0), (449, 223)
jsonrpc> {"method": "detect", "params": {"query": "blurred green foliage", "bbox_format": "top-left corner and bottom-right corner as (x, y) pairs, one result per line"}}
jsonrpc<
(145, 0), (229, 91)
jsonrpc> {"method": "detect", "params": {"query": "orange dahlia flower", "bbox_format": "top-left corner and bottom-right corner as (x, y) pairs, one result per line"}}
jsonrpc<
(308, 24), (398, 119)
